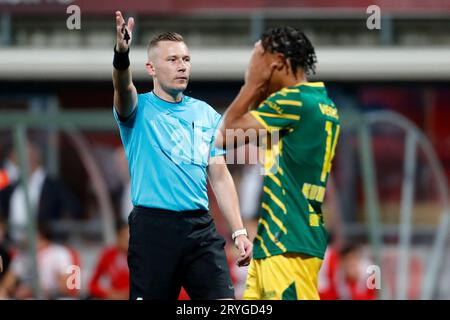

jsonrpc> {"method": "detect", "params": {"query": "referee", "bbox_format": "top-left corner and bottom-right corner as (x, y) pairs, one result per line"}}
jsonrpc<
(112, 11), (252, 300)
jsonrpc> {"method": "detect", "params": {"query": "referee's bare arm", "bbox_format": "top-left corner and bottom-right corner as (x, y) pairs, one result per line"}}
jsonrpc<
(208, 156), (253, 267)
(113, 11), (137, 119)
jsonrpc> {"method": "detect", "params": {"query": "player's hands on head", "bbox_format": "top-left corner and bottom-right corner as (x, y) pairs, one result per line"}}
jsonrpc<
(235, 235), (253, 267)
(245, 40), (277, 91)
(115, 11), (134, 52)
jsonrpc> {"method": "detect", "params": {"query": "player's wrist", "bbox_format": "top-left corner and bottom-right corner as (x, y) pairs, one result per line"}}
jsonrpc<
(113, 45), (130, 70)
(242, 82), (258, 92)
(242, 82), (266, 100)
(115, 43), (129, 53)
(231, 228), (248, 242)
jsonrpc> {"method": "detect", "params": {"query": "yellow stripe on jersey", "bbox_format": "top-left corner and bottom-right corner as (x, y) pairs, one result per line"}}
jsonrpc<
(329, 124), (340, 172)
(250, 110), (270, 129)
(264, 186), (287, 214)
(262, 202), (287, 234)
(263, 136), (283, 176)
(267, 173), (282, 188)
(249, 110), (282, 132)
(297, 82), (324, 87)
(277, 88), (301, 98)
(275, 100), (303, 107)
(302, 183), (326, 203)
(309, 214), (321, 227)
(320, 121), (340, 183)
(256, 111), (300, 121)
(317, 187), (325, 202)
(321, 121), (333, 182)
(278, 135), (284, 156)
(278, 166), (284, 176)
(259, 218), (287, 252)
(302, 183), (310, 196)
(255, 234), (270, 257)
(281, 88), (300, 93)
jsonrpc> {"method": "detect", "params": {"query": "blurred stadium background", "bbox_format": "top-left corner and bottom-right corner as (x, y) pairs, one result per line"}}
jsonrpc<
(0, 0), (450, 300)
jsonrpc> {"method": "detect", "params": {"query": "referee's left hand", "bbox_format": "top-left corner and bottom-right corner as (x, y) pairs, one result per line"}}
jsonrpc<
(235, 235), (253, 267)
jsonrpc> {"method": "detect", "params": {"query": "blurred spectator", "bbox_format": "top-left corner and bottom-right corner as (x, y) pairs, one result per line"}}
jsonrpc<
(0, 223), (75, 299)
(0, 149), (19, 192)
(238, 164), (263, 220)
(88, 220), (129, 300)
(237, 143), (263, 220)
(0, 141), (81, 242)
(0, 145), (19, 219)
(319, 243), (376, 300)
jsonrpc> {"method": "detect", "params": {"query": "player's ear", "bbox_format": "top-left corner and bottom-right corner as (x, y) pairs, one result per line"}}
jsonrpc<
(145, 61), (156, 76)
(274, 53), (287, 71)
(284, 58), (294, 75)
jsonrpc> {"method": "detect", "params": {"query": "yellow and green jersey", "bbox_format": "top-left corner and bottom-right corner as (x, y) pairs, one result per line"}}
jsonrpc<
(250, 82), (340, 260)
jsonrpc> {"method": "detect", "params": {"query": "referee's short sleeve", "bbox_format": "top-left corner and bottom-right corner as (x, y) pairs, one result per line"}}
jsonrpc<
(113, 97), (139, 150)
(113, 105), (138, 128)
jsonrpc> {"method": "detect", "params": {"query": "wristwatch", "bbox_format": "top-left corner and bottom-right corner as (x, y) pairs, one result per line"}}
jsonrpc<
(231, 228), (248, 242)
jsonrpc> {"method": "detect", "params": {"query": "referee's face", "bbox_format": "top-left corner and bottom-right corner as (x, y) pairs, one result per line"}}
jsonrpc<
(147, 41), (191, 94)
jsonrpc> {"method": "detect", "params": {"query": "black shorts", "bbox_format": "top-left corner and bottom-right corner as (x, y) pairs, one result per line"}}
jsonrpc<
(127, 206), (235, 300)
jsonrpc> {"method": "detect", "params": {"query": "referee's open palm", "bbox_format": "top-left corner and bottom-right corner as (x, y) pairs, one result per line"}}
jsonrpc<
(115, 11), (134, 53)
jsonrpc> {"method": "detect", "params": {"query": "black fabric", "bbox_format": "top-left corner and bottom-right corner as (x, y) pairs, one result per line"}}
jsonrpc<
(0, 245), (11, 280)
(115, 105), (137, 125)
(113, 46), (130, 71)
(127, 206), (235, 300)
(0, 175), (82, 222)
(38, 176), (82, 221)
(0, 184), (14, 220)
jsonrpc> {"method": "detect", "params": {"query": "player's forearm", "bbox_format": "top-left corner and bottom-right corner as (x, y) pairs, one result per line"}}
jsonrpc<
(112, 49), (137, 117)
(113, 69), (137, 118)
(220, 84), (262, 130)
(112, 64), (132, 92)
(216, 84), (265, 149)
(209, 168), (244, 233)
(113, 67), (134, 100)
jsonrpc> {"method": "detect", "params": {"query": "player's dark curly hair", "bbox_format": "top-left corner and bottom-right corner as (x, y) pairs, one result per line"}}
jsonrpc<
(261, 26), (317, 76)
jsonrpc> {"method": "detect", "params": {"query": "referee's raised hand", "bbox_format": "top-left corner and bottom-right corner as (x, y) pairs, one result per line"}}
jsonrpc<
(115, 11), (134, 53)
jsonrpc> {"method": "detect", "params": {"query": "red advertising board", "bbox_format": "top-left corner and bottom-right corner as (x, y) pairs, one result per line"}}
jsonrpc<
(0, 0), (449, 15)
